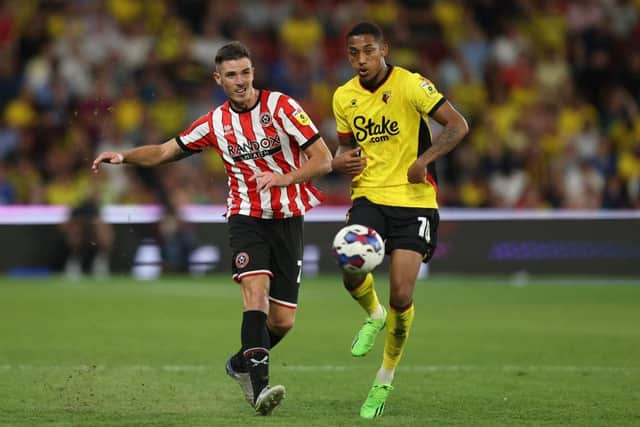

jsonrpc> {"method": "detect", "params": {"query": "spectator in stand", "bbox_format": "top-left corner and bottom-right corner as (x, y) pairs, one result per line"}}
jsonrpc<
(0, 0), (637, 210)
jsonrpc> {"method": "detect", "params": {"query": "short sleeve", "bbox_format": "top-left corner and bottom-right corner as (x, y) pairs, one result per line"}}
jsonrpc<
(176, 113), (215, 153)
(406, 73), (446, 117)
(276, 95), (320, 147)
(332, 89), (352, 136)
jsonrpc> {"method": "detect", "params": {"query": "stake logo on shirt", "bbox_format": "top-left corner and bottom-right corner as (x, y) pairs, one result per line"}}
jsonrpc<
(353, 115), (400, 143)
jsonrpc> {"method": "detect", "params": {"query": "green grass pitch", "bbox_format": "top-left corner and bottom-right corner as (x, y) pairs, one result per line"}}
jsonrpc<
(1, 274), (639, 426)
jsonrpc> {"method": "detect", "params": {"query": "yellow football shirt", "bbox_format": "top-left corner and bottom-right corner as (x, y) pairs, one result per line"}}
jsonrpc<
(332, 66), (445, 208)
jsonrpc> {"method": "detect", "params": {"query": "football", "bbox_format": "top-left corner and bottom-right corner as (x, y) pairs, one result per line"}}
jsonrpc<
(331, 224), (385, 273)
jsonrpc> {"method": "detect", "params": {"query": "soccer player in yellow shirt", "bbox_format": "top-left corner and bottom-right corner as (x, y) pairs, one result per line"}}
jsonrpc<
(332, 22), (469, 418)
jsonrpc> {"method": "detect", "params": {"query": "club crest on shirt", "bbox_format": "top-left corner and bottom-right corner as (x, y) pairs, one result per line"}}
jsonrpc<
(223, 124), (234, 135)
(382, 91), (392, 104)
(349, 99), (358, 108)
(260, 112), (272, 127)
(293, 109), (310, 126)
(235, 252), (249, 269)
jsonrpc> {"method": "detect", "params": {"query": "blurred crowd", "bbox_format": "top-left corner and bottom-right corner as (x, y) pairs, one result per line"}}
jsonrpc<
(0, 0), (639, 210)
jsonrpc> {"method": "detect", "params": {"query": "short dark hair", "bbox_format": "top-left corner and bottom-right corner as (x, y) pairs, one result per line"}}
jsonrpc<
(214, 41), (252, 67)
(346, 22), (384, 42)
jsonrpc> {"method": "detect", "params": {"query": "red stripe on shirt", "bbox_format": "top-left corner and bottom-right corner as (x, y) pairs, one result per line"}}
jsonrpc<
(306, 182), (325, 204)
(276, 94), (317, 141)
(180, 114), (208, 137)
(273, 94), (308, 214)
(426, 173), (438, 196)
(262, 92), (301, 217)
(206, 111), (219, 150)
(222, 104), (262, 217)
(274, 92), (324, 214)
(239, 106), (281, 217)
(180, 113), (214, 150)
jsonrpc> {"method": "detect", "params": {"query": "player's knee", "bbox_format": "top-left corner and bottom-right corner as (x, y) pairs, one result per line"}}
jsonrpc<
(269, 317), (294, 334)
(390, 291), (413, 310)
(343, 272), (368, 291)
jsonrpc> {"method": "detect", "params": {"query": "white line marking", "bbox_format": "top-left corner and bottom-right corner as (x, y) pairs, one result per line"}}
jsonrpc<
(3, 205), (640, 224)
(0, 364), (638, 373)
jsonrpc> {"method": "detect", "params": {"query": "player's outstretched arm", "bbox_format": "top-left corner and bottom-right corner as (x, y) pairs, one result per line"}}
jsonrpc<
(250, 137), (333, 191)
(407, 102), (468, 183)
(92, 139), (188, 173)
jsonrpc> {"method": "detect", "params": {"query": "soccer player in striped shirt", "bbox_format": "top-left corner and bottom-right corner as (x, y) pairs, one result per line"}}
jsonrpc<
(331, 22), (469, 418)
(92, 41), (333, 416)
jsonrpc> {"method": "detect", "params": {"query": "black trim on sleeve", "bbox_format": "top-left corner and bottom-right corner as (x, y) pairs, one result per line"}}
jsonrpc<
(300, 133), (321, 150)
(427, 97), (447, 117)
(176, 136), (202, 153)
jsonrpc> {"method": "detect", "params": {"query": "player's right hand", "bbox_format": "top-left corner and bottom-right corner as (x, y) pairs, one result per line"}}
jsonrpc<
(92, 152), (124, 173)
(331, 147), (366, 176)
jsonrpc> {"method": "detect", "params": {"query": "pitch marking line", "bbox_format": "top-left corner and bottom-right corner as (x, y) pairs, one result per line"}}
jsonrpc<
(0, 364), (638, 374)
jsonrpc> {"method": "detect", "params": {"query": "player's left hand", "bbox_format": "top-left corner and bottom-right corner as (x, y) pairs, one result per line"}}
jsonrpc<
(407, 160), (427, 183)
(331, 147), (366, 176)
(249, 171), (292, 191)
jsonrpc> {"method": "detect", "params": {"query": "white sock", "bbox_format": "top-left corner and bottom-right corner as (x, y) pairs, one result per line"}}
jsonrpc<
(375, 367), (394, 385)
(370, 304), (385, 320)
(65, 256), (81, 281)
(92, 252), (110, 278)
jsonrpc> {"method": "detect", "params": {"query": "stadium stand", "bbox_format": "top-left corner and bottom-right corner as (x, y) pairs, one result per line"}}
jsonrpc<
(0, 0), (638, 209)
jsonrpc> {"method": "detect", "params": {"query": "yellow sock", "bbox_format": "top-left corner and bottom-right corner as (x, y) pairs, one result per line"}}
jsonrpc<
(348, 273), (380, 316)
(382, 304), (415, 370)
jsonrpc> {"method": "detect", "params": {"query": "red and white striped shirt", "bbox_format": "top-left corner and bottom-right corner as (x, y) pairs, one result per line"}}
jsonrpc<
(177, 90), (325, 219)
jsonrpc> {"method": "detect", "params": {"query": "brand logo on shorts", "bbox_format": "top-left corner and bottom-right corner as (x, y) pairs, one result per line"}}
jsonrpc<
(235, 252), (250, 269)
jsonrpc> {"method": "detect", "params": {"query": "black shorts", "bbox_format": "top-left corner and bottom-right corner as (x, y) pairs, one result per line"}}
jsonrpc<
(228, 214), (303, 308)
(346, 197), (440, 263)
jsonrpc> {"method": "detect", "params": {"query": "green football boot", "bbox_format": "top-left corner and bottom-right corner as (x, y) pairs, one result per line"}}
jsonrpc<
(360, 383), (393, 419)
(351, 306), (387, 357)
